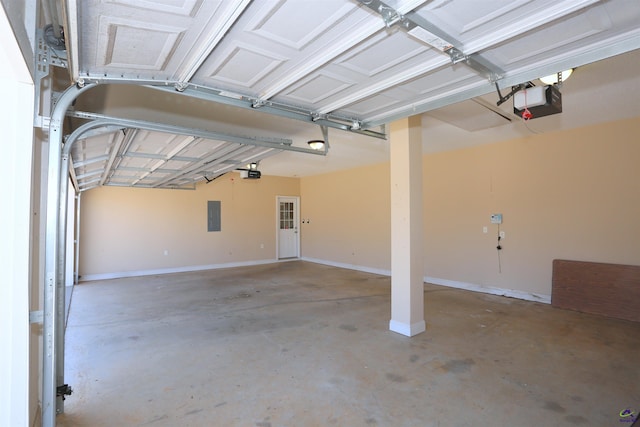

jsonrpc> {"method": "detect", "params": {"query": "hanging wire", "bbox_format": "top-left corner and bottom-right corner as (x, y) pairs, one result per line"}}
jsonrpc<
(523, 119), (541, 134)
(497, 224), (502, 274)
(521, 87), (533, 121)
(520, 86), (541, 134)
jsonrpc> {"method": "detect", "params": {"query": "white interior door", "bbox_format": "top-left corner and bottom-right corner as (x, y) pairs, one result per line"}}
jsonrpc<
(277, 196), (299, 259)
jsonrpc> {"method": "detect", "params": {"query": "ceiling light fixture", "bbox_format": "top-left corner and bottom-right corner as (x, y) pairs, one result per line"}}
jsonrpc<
(539, 69), (574, 85)
(307, 140), (325, 150)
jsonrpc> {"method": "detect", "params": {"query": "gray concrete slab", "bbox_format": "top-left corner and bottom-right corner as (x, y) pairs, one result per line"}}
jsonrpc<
(58, 261), (640, 427)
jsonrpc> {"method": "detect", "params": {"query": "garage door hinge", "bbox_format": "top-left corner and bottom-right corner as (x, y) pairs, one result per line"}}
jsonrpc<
(34, 115), (51, 129)
(29, 310), (43, 324)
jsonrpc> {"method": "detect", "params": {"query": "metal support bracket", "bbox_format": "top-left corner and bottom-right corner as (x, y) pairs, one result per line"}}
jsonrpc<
(174, 82), (188, 92)
(34, 28), (69, 129)
(358, 0), (504, 83)
(320, 125), (330, 154)
(56, 384), (73, 401)
(35, 115), (51, 129)
(447, 47), (503, 83)
(378, 3), (403, 27)
(146, 84), (387, 140)
(495, 82), (534, 107)
(30, 311), (44, 324)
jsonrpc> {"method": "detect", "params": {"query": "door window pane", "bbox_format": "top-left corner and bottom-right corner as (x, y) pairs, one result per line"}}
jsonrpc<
(280, 201), (294, 230)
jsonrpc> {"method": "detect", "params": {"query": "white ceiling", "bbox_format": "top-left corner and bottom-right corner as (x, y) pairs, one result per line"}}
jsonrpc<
(56, 0), (640, 187)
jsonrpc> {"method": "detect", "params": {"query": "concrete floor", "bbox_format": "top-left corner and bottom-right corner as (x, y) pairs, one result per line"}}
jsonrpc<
(58, 261), (639, 427)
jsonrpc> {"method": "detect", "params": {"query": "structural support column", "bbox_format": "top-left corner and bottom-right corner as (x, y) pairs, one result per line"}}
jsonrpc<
(389, 115), (425, 337)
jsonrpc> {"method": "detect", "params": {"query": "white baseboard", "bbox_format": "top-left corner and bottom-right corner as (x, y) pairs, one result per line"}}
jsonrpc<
(81, 257), (551, 305)
(80, 258), (282, 282)
(301, 257), (392, 277)
(425, 276), (551, 304)
(301, 257), (550, 304)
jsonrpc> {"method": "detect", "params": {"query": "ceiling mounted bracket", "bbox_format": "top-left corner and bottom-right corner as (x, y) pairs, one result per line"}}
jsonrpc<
(321, 125), (330, 152)
(252, 99), (267, 108)
(447, 47), (503, 83)
(379, 4), (403, 27)
(495, 82), (534, 107)
(312, 113), (328, 122)
(360, 0), (503, 83)
(359, 0), (404, 28)
(406, 16), (504, 83)
(174, 82), (188, 92)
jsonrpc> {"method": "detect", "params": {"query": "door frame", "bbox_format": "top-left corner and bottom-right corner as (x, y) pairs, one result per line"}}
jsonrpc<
(276, 195), (300, 259)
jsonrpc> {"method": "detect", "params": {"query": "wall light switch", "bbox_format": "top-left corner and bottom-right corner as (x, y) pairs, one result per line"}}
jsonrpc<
(483, 226), (488, 234)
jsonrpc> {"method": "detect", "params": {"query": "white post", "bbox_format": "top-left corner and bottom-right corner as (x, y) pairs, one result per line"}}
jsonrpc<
(389, 116), (425, 337)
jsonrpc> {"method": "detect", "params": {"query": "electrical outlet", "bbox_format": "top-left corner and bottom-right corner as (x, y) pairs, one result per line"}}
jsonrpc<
(499, 231), (505, 239)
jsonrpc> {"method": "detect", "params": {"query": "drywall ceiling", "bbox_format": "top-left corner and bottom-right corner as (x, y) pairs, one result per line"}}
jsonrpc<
(57, 0), (640, 186)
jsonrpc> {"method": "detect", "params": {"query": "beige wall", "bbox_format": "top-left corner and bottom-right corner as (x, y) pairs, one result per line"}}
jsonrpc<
(300, 162), (391, 272)
(423, 116), (640, 296)
(29, 132), (46, 427)
(80, 117), (640, 298)
(80, 173), (299, 278)
(300, 116), (640, 297)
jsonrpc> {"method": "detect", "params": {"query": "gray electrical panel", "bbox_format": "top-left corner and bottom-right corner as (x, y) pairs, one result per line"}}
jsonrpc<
(207, 201), (221, 232)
